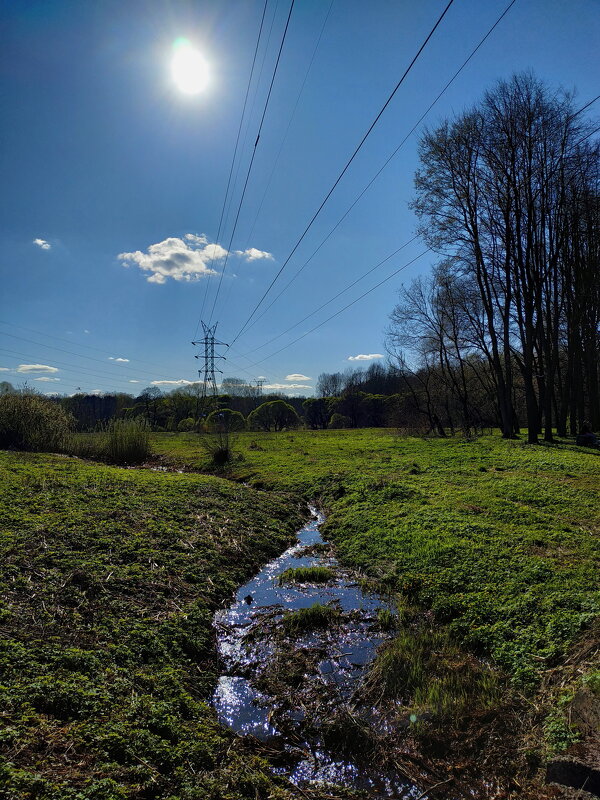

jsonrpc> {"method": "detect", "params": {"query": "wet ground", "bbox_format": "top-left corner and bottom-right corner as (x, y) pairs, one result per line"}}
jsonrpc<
(212, 509), (425, 798)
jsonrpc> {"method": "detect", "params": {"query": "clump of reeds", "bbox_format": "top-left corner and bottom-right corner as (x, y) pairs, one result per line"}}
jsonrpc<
(103, 418), (151, 464)
(278, 566), (334, 585)
(282, 603), (340, 634)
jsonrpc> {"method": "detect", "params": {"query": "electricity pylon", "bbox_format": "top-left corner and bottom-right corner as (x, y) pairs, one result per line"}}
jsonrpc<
(192, 322), (227, 418)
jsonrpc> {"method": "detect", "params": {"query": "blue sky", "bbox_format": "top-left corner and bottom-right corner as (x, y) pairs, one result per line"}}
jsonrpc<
(1, 0), (599, 396)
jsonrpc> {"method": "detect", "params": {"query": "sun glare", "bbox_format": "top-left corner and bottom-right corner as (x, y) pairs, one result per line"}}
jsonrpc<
(171, 38), (209, 95)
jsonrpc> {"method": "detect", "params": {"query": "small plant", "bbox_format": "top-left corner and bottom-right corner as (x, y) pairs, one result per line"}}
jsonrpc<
(278, 566), (334, 585)
(544, 706), (580, 753)
(282, 603), (340, 634)
(200, 428), (234, 467)
(376, 608), (397, 631)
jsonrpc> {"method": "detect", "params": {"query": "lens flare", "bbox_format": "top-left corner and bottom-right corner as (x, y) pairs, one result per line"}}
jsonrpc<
(171, 39), (209, 94)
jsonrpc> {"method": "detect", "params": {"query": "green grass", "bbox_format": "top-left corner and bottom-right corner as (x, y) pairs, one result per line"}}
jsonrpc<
(153, 429), (600, 691)
(278, 565), (334, 584)
(0, 450), (304, 799)
(361, 628), (501, 722)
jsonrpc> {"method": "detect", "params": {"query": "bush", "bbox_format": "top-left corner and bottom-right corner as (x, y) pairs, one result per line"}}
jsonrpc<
(177, 417), (196, 432)
(104, 418), (151, 465)
(205, 408), (245, 432)
(328, 413), (352, 429)
(247, 400), (300, 432)
(0, 392), (74, 452)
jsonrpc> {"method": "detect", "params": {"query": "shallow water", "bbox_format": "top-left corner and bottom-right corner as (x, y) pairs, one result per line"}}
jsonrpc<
(212, 509), (424, 798)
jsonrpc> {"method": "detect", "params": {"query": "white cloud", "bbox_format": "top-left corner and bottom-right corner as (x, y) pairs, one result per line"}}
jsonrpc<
(347, 353), (384, 361)
(84, 329), (90, 334)
(286, 373), (311, 381)
(17, 364), (59, 374)
(34, 377), (61, 382)
(234, 247), (274, 262)
(263, 383), (312, 391)
(108, 357), (130, 362)
(0, 367), (10, 372)
(119, 234), (226, 284)
(257, 375), (267, 380)
(33, 238), (51, 250)
(129, 380), (140, 383)
(151, 379), (194, 386)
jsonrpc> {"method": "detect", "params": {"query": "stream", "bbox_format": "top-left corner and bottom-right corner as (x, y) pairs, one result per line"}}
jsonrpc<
(212, 508), (424, 798)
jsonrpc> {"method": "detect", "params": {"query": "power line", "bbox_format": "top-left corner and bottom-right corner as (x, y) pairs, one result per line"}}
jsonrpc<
(238, 236), (419, 358)
(228, 0), (455, 348)
(0, 320), (190, 379)
(0, 347), (151, 389)
(239, 248), (431, 371)
(193, 0), (270, 339)
(0, 331), (181, 382)
(240, 0), (335, 253)
(238, 0), (518, 338)
(207, 0), (296, 325)
(217, 0), (335, 317)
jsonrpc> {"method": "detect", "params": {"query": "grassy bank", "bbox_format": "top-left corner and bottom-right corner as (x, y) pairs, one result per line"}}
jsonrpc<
(0, 450), (307, 799)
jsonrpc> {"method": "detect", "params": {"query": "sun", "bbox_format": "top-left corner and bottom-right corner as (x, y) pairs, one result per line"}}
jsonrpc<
(171, 38), (209, 95)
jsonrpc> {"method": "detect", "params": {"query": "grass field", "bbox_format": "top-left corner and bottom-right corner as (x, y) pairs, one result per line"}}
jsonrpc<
(2, 430), (599, 798)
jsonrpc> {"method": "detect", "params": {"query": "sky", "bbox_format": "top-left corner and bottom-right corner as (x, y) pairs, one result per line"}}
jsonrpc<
(1, 0), (599, 397)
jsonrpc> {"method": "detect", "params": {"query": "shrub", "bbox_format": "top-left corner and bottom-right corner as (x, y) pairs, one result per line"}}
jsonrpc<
(205, 408), (245, 432)
(328, 413), (352, 429)
(177, 417), (196, 432)
(104, 418), (151, 465)
(199, 428), (233, 468)
(0, 392), (74, 452)
(247, 400), (300, 432)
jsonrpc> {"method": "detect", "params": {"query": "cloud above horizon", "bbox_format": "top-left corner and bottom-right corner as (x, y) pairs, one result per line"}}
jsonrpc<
(263, 383), (312, 391)
(118, 233), (273, 284)
(347, 353), (383, 361)
(286, 373), (311, 381)
(34, 376), (61, 382)
(151, 379), (194, 386)
(109, 357), (129, 362)
(33, 238), (51, 250)
(17, 364), (59, 374)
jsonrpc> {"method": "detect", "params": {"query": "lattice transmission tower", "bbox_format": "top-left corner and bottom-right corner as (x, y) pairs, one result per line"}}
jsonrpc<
(192, 322), (227, 401)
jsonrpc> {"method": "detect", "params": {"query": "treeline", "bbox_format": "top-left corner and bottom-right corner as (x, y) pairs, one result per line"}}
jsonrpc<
(395, 73), (599, 443)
